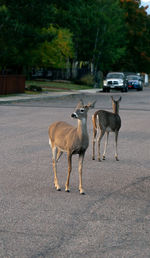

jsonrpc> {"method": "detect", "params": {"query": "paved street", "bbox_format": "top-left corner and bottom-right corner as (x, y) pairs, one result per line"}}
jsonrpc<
(0, 88), (150, 257)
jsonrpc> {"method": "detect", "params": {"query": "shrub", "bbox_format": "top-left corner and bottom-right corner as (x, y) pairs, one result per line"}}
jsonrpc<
(74, 74), (94, 86)
(26, 85), (42, 92)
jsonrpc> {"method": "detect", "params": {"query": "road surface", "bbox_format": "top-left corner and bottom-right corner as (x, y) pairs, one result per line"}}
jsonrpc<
(0, 88), (150, 257)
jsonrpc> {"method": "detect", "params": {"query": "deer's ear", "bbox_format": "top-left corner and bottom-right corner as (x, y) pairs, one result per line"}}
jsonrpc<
(111, 96), (114, 101)
(76, 99), (84, 108)
(86, 100), (96, 109)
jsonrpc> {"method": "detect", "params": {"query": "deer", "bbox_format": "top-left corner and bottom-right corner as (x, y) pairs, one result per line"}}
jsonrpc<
(92, 96), (121, 162)
(48, 100), (95, 194)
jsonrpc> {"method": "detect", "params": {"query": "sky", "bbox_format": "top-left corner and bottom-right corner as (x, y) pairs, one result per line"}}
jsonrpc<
(141, 0), (150, 14)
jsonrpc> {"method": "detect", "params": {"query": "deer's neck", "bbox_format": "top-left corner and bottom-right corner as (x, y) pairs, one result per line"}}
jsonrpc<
(113, 105), (119, 115)
(77, 118), (88, 138)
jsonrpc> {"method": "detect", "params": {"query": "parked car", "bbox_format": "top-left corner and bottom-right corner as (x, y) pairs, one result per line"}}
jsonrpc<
(126, 75), (143, 91)
(103, 72), (128, 92)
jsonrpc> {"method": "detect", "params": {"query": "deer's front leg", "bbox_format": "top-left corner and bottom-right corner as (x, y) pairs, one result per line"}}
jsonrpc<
(52, 147), (61, 191)
(78, 152), (85, 194)
(65, 153), (72, 192)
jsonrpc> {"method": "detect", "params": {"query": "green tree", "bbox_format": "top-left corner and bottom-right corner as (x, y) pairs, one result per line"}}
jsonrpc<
(91, 0), (126, 73)
(34, 25), (74, 68)
(119, 0), (150, 73)
(53, 0), (127, 73)
(0, 0), (55, 73)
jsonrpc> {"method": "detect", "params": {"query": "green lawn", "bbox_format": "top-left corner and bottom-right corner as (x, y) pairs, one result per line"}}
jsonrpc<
(0, 80), (93, 97)
(26, 80), (93, 92)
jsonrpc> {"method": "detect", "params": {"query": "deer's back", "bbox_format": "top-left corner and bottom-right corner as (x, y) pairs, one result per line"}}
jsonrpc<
(95, 110), (121, 132)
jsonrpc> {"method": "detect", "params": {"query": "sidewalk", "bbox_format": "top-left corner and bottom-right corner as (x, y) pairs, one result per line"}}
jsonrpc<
(0, 89), (101, 103)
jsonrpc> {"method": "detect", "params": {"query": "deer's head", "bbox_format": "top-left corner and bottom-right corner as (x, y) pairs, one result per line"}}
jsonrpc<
(71, 99), (96, 120)
(111, 96), (122, 114)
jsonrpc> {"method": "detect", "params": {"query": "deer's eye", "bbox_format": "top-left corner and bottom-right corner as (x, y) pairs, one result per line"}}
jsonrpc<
(80, 108), (84, 113)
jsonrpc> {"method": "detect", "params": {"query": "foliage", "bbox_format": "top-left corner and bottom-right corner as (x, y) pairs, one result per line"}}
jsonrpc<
(54, 0), (127, 72)
(36, 26), (74, 68)
(74, 74), (95, 86)
(25, 85), (42, 92)
(0, 0), (150, 75)
(0, 0), (55, 72)
(118, 0), (150, 73)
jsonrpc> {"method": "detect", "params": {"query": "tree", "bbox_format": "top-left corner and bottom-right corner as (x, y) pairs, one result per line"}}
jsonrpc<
(53, 0), (127, 73)
(0, 0), (55, 73)
(119, 0), (150, 73)
(34, 25), (74, 68)
(91, 0), (127, 73)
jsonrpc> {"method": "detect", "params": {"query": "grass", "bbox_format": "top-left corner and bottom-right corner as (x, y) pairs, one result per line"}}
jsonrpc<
(26, 80), (93, 92)
(0, 80), (93, 97)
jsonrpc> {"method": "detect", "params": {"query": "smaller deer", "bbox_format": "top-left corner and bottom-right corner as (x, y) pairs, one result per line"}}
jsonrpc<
(49, 100), (95, 194)
(92, 96), (121, 161)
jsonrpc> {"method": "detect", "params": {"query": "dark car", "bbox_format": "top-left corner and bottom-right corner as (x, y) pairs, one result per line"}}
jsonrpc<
(126, 75), (143, 91)
(103, 72), (128, 92)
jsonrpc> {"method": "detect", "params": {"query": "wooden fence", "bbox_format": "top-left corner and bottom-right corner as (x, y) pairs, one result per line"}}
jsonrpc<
(0, 75), (25, 95)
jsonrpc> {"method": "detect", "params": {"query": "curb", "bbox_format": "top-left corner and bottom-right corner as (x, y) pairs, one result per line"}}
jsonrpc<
(0, 92), (80, 104)
(0, 89), (100, 104)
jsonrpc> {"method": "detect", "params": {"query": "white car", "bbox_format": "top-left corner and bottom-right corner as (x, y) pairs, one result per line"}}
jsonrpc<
(103, 72), (128, 92)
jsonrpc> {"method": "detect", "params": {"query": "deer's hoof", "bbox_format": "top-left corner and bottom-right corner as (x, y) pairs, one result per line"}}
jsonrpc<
(54, 183), (61, 191)
(65, 186), (70, 192)
(103, 156), (105, 160)
(92, 157), (95, 160)
(79, 189), (85, 195)
(98, 158), (101, 162)
(80, 191), (85, 195)
(115, 157), (119, 161)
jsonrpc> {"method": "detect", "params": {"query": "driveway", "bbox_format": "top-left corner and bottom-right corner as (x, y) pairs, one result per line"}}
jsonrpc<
(0, 88), (150, 257)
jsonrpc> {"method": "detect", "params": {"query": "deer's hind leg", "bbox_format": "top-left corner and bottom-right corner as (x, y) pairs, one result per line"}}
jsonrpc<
(115, 131), (119, 161)
(97, 129), (105, 161)
(92, 129), (97, 160)
(103, 132), (109, 160)
(52, 146), (61, 191)
(56, 149), (63, 162)
(92, 119), (97, 160)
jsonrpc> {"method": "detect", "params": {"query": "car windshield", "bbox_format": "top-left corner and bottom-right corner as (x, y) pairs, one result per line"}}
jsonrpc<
(127, 76), (139, 80)
(107, 73), (124, 79)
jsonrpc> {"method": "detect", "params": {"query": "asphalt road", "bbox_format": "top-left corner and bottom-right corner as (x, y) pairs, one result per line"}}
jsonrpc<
(0, 88), (150, 258)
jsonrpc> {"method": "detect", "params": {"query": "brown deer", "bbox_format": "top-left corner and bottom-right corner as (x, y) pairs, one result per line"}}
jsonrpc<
(49, 100), (95, 194)
(92, 96), (121, 161)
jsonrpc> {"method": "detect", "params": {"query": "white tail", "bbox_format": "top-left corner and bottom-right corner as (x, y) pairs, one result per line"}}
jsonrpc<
(92, 96), (121, 161)
(49, 100), (95, 194)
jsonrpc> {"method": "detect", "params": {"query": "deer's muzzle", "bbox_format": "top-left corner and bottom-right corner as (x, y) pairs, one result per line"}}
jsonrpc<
(71, 113), (78, 118)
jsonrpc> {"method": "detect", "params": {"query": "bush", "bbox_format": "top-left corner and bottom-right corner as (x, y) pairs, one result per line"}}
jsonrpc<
(26, 85), (42, 92)
(74, 74), (94, 86)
